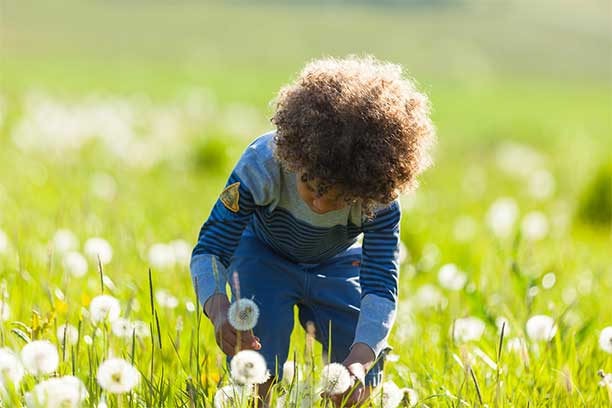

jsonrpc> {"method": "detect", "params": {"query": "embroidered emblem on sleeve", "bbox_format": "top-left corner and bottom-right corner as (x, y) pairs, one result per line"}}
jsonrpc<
(220, 182), (240, 213)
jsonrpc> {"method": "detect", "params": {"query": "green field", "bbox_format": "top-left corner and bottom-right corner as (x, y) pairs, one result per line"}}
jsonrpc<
(0, 0), (611, 406)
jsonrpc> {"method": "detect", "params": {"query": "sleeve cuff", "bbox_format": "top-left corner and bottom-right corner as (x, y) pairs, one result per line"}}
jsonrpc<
(190, 253), (229, 310)
(351, 294), (397, 357)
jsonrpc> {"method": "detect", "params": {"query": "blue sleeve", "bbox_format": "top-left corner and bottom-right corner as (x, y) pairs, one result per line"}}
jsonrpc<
(352, 200), (401, 357)
(190, 136), (278, 310)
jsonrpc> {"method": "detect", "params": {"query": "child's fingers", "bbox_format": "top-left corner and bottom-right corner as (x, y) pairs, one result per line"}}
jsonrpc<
(238, 331), (262, 349)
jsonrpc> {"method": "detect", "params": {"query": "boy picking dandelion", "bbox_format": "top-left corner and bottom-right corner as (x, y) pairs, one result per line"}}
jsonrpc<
(191, 55), (435, 406)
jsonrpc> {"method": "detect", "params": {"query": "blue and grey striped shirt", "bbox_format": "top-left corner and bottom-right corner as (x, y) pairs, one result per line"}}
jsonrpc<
(191, 131), (400, 356)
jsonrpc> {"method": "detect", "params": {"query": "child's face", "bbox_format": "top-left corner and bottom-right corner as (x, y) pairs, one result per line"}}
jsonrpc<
(296, 172), (348, 214)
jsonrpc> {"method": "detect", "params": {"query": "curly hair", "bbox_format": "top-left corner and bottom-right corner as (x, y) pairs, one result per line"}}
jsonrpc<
(271, 55), (436, 215)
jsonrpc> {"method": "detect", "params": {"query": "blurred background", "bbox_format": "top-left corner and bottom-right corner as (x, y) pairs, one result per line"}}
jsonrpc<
(0, 0), (611, 403)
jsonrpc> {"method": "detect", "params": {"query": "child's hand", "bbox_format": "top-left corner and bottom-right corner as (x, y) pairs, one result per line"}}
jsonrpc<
(205, 294), (262, 356)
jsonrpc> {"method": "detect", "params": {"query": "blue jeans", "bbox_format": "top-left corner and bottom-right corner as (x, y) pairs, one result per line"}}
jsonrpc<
(226, 229), (384, 386)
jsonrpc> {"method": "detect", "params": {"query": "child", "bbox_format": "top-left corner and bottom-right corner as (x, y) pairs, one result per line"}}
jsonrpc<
(191, 55), (435, 406)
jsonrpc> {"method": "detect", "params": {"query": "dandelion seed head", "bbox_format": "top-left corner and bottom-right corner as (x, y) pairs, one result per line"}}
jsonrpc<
(148, 243), (175, 269)
(374, 381), (404, 408)
(526, 315), (557, 341)
(0, 300), (10, 321)
(57, 323), (79, 345)
(0, 348), (25, 393)
(52, 229), (79, 254)
(320, 363), (351, 395)
(96, 358), (140, 394)
(155, 289), (179, 309)
(111, 318), (134, 338)
(230, 350), (269, 385)
(21, 340), (59, 375)
(133, 321), (150, 339)
(27, 375), (88, 408)
(63, 251), (88, 277)
(542, 272), (556, 290)
(438, 263), (467, 291)
(214, 384), (251, 408)
(599, 326), (612, 354)
(84, 237), (113, 265)
(89, 295), (121, 323)
(228, 298), (260, 331)
(282, 361), (302, 384)
(486, 197), (519, 238)
(521, 211), (549, 241)
(453, 317), (486, 343)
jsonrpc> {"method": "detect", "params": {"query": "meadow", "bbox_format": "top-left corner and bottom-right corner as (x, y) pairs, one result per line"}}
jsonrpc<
(0, 0), (611, 406)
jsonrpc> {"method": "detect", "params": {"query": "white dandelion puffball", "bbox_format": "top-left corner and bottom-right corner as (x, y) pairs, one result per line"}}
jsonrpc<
(89, 295), (121, 323)
(155, 289), (179, 309)
(0, 348), (25, 393)
(453, 317), (486, 343)
(57, 323), (79, 345)
(526, 315), (557, 341)
(438, 263), (467, 291)
(405, 388), (419, 406)
(52, 229), (79, 254)
(415, 284), (447, 310)
(486, 197), (519, 238)
(320, 363), (351, 395)
(521, 211), (549, 241)
(0, 229), (10, 254)
(133, 320), (151, 338)
(214, 384), (251, 408)
(21, 340), (59, 375)
(282, 361), (302, 384)
(0, 300), (10, 321)
(148, 243), (175, 269)
(599, 326), (612, 353)
(111, 318), (134, 338)
(169, 239), (192, 265)
(374, 381), (404, 408)
(230, 350), (269, 385)
(84, 237), (113, 265)
(97, 358), (140, 394)
(28, 375), (88, 408)
(63, 251), (88, 277)
(228, 298), (260, 331)
(506, 337), (526, 353)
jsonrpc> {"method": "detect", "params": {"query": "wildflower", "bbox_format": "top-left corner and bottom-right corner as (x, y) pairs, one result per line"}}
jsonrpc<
(89, 295), (120, 323)
(373, 381), (404, 408)
(155, 289), (179, 309)
(404, 388), (419, 407)
(57, 323), (79, 345)
(526, 315), (557, 341)
(0, 348), (25, 394)
(542, 272), (556, 289)
(0, 229), (10, 254)
(599, 326), (612, 354)
(230, 350), (269, 385)
(415, 284), (447, 310)
(148, 243), (175, 269)
(214, 384), (251, 408)
(84, 237), (112, 265)
(438, 264), (467, 290)
(282, 361), (302, 384)
(21, 340), (59, 375)
(486, 197), (519, 238)
(599, 370), (612, 389)
(169, 239), (192, 265)
(521, 211), (549, 241)
(96, 358), (140, 394)
(26, 375), (88, 407)
(320, 363), (351, 395)
(0, 300), (10, 321)
(63, 252), (88, 277)
(133, 321), (150, 339)
(52, 229), (79, 254)
(453, 317), (486, 343)
(228, 298), (260, 331)
(111, 318), (134, 338)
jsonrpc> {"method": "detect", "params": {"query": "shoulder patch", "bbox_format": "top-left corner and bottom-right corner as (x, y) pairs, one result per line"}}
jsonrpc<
(220, 182), (240, 212)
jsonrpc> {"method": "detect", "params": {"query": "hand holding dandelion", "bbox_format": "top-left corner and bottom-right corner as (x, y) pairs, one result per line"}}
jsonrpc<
(204, 294), (261, 356)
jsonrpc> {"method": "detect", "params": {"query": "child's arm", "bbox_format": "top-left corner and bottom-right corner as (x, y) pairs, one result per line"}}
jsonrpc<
(349, 200), (401, 364)
(190, 139), (278, 317)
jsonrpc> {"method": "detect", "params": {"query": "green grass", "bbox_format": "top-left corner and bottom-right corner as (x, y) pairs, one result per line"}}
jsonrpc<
(0, 0), (610, 406)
